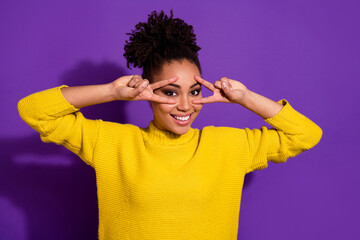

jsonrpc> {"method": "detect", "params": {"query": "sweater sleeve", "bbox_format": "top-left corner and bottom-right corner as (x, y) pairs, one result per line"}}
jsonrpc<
(17, 86), (101, 167)
(244, 99), (322, 173)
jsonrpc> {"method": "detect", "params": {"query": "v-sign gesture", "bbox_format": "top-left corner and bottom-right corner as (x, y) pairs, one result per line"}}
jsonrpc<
(113, 75), (178, 104)
(192, 76), (249, 105)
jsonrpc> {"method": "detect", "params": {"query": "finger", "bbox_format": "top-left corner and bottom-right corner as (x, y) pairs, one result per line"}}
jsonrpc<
(214, 80), (222, 89)
(227, 81), (234, 91)
(220, 77), (234, 90)
(220, 79), (236, 99)
(150, 76), (178, 90)
(194, 76), (215, 91)
(150, 94), (177, 104)
(192, 95), (217, 104)
(134, 79), (148, 88)
(128, 75), (142, 87)
(128, 80), (148, 98)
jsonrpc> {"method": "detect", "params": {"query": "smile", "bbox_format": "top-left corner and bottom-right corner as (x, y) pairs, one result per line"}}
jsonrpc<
(172, 114), (190, 121)
(170, 113), (193, 125)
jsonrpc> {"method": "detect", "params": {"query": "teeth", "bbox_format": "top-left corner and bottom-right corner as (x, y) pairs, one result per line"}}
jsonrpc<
(173, 115), (190, 121)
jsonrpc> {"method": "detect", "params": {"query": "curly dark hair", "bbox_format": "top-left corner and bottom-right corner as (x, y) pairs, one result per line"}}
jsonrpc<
(123, 10), (202, 81)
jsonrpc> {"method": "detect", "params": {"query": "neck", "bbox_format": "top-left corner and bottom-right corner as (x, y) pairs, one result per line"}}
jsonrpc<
(142, 121), (198, 146)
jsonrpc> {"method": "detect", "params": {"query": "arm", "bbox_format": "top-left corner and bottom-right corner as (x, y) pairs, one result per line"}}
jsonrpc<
(237, 90), (283, 119)
(244, 99), (323, 172)
(193, 76), (283, 118)
(61, 75), (178, 108)
(60, 83), (116, 109)
(18, 75), (178, 166)
(193, 76), (323, 172)
(18, 86), (100, 166)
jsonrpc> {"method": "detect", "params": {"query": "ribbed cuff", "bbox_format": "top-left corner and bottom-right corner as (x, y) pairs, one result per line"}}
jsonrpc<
(37, 85), (79, 117)
(263, 99), (309, 133)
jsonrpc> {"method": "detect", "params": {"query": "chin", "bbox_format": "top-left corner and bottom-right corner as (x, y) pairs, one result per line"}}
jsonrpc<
(154, 114), (198, 135)
(171, 126), (190, 135)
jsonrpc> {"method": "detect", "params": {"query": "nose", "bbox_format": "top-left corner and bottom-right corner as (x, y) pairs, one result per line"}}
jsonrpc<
(177, 95), (191, 112)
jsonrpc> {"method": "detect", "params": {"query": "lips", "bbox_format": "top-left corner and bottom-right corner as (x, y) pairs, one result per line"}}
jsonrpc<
(170, 113), (193, 126)
(172, 114), (190, 121)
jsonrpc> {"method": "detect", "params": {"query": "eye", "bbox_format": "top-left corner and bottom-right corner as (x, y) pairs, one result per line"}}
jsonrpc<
(163, 90), (177, 96)
(190, 89), (201, 96)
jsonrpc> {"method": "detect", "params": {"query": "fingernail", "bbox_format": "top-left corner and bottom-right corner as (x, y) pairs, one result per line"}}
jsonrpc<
(222, 82), (227, 88)
(142, 81), (148, 87)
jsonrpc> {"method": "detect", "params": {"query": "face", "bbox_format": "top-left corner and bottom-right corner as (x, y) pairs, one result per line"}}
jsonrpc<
(150, 59), (203, 135)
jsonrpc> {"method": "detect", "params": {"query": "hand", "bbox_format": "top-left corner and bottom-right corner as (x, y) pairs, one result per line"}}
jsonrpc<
(112, 75), (178, 104)
(192, 76), (249, 104)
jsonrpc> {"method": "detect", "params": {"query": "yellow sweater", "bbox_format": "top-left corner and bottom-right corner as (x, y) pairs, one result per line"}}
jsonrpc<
(18, 86), (322, 240)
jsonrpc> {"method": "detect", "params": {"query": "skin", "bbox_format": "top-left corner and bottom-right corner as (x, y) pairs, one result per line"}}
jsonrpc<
(149, 59), (203, 135)
(61, 58), (284, 135)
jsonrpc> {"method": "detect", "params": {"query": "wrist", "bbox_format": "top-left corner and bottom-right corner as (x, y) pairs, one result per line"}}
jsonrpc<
(235, 88), (252, 106)
(108, 81), (120, 101)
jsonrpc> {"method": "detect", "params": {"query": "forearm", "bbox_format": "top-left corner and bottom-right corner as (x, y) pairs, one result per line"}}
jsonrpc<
(61, 82), (117, 109)
(239, 90), (284, 119)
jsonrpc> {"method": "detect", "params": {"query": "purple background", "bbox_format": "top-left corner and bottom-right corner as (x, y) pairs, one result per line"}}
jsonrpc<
(1, 0), (359, 239)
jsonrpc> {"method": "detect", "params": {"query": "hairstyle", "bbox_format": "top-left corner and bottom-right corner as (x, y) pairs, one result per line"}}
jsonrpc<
(124, 10), (202, 81)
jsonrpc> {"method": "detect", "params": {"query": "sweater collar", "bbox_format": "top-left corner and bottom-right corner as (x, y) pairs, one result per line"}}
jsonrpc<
(142, 121), (198, 146)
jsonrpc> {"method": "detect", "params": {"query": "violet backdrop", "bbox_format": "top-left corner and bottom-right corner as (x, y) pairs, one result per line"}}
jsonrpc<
(1, 0), (359, 239)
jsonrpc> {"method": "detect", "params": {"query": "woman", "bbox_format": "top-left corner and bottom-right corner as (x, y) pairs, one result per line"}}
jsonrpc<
(18, 10), (322, 240)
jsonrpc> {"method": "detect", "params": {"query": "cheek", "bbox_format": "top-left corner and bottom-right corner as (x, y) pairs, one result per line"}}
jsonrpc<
(195, 93), (203, 111)
(191, 92), (203, 113)
(194, 104), (203, 112)
(151, 103), (176, 114)
(192, 98), (203, 112)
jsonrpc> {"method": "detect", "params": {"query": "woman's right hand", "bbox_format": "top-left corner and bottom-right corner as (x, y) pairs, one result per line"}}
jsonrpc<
(112, 75), (178, 104)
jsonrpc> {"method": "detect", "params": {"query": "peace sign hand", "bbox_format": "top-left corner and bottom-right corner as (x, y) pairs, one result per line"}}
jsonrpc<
(192, 76), (249, 104)
(113, 75), (178, 104)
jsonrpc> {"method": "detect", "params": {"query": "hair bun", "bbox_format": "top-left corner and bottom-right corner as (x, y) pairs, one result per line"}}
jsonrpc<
(124, 10), (201, 69)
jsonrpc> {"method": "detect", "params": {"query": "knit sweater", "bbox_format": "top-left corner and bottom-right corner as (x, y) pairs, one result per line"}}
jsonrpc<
(18, 86), (322, 240)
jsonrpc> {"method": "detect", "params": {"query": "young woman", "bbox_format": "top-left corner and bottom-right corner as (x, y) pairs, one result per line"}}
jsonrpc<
(18, 10), (322, 240)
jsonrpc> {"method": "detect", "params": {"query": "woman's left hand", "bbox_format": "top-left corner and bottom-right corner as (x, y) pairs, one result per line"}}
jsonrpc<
(192, 76), (249, 104)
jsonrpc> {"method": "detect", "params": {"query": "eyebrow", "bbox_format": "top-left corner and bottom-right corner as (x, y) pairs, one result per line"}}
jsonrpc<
(167, 82), (201, 89)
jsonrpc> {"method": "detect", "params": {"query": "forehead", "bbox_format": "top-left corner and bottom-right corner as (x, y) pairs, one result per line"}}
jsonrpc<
(152, 59), (201, 86)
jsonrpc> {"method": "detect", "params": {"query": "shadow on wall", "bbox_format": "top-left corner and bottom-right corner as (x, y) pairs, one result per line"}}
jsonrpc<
(0, 60), (129, 240)
(60, 60), (130, 123)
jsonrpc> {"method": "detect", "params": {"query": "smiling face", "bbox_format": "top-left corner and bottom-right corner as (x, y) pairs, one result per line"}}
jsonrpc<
(150, 59), (203, 135)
